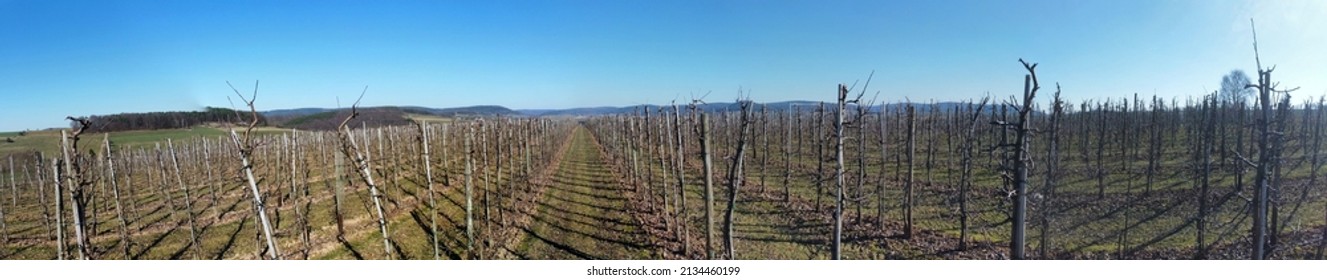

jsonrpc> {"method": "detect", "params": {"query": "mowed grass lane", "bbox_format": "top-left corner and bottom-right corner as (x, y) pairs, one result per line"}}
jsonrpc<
(512, 126), (655, 259)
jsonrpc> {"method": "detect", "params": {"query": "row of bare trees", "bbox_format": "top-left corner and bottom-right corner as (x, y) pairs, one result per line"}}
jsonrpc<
(0, 86), (572, 260)
(581, 54), (1323, 259)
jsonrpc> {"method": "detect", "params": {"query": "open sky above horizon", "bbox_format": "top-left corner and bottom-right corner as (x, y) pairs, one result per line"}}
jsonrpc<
(2, 0), (1326, 131)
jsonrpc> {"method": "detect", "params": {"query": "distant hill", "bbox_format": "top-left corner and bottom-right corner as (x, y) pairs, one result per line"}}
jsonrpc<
(513, 101), (977, 116)
(262, 105), (520, 130)
(265, 105), (517, 120)
(251, 101), (982, 127)
(278, 107), (412, 131)
(32, 100), (987, 136)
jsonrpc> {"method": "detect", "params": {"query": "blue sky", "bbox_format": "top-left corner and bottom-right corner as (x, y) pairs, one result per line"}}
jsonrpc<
(2, 0), (1325, 131)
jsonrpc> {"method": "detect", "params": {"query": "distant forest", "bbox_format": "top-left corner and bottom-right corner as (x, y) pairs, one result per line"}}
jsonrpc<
(81, 107), (266, 132)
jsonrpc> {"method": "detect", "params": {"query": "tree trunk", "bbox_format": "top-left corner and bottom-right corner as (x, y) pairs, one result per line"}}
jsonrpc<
(832, 86), (848, 259)
(1311, 98), (1327, 259)
(1039, 91), (1061, 259)
(904, 105), (916, 240)
(1252, 70), (1272, 260)
(786, 107), (795, 204)
(878, 103), (889, 230)
(1008, 62), (1040, 260)
(1198, 96), (1215, 259)
(959, 99), (988, 251)
(817, 103), (826, 211)
(724, 101), (754, 260)
(230, 129), (281, 260)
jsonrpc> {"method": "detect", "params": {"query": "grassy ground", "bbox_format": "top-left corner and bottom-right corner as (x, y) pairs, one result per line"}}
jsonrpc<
(508, 126), (655, 259)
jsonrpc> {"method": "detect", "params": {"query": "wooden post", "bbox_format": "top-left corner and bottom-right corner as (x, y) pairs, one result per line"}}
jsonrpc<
(465, 123), (477, 257)
(697, 111), (715, 260)
(53, 159), (65, 260)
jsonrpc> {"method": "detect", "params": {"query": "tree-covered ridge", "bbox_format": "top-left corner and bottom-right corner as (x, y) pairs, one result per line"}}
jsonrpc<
(79, 107), (266, 133)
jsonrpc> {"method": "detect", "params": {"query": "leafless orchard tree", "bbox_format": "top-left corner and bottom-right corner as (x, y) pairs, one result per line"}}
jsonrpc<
(1242, 19), (1298, 260)
(957, 97), (989, 251)
(832, 74), (872, 259)
(58, 117), (94, 260)
(1038, 87), (1062, 258)
(992, 59), (1042, 260)
(225, 80), (280, 260)
(722, 99), (754, 260)
(334, 88), (395, 259)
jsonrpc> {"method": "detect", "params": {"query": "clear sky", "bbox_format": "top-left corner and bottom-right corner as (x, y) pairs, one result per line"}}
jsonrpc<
(2, 0), (1325, 131)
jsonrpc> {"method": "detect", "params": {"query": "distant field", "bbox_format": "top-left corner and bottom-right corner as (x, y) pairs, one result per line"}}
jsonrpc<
(404, 113), (453, 124)
(0, 126), (288, 160)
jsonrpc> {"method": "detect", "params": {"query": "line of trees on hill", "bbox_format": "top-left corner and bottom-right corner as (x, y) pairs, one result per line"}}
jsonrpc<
(80, 107), (266, 133)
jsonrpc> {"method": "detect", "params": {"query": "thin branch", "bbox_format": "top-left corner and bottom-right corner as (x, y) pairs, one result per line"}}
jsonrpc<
(1251, 18), (1262, 72)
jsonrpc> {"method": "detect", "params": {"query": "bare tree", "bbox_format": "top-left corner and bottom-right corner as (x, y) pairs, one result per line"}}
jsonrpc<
(876, 102), (890, 230)
(832, 75), (872, 259)
(723, 99), (754, 259)
(1312, 98), (1326, 259)
(334, 88), (394, 259)
(1197, 94), (1216, 259)
(59, 117), (94, 260)
(1244, 19), (1298, 259)
(1038, 87), (1062, 259)
(958, 97), (989, 251)
(904, 104), (915, 240)
(787, 105), (796, 204)
(994, 59), (1041, 260)
(1220, 70), (1254, 105)
(226, 80), (280, 260)
(816, 102), (826, 211)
